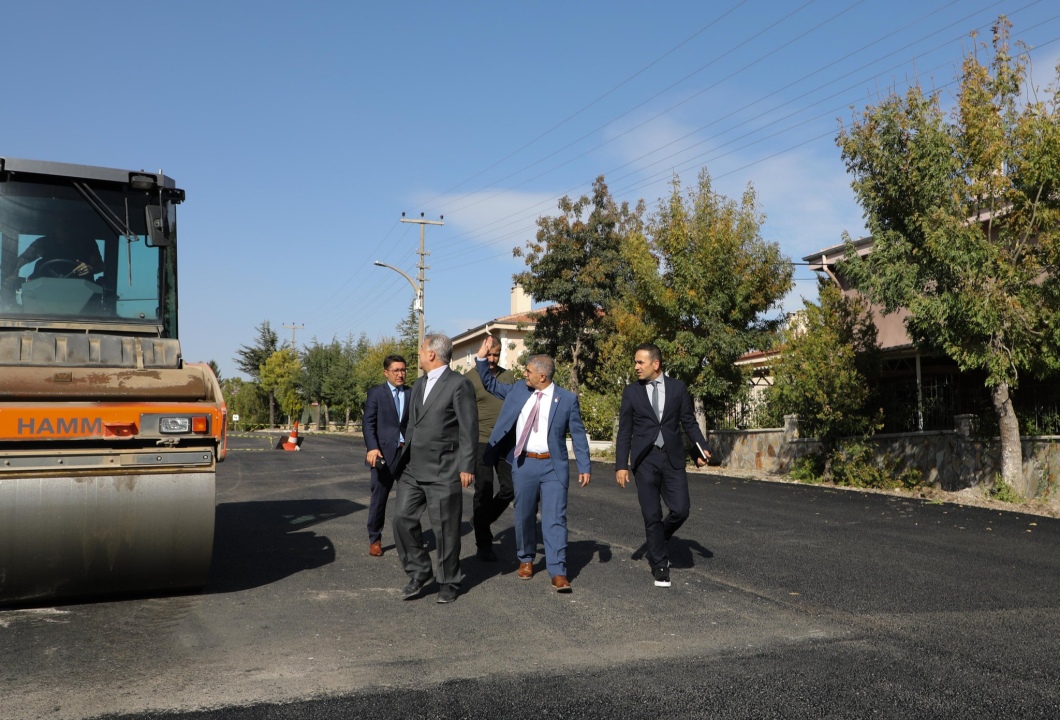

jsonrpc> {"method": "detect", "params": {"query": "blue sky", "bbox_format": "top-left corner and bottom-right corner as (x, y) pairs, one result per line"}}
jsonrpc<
(6, 1), (1059, 378)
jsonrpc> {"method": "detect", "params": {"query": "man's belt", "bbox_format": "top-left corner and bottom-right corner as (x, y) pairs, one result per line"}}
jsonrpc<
(524, 451), (551, 459)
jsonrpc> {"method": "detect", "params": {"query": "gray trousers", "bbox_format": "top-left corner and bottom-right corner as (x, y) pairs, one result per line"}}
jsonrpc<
(393, 464), (464, 586)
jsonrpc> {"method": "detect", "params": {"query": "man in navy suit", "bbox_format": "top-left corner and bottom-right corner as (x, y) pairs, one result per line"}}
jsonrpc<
(615, 343), (709, 588)
(362, 354), (411, 557)
(476, 336), (591, 593)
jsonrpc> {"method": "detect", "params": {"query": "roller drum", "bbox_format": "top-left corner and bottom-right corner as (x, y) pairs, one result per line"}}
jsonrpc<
(0, 472), (215, 604)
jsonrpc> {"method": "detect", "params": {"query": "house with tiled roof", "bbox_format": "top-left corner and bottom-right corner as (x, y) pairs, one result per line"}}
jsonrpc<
(804, 238), (1001, 433)
(449, 285), (539, 373)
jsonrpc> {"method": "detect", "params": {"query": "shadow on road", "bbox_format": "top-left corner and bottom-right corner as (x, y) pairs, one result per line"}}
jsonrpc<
(208, 499), (362, 593)
(631, 536), (714, 569)
(459, 522), (613, 590)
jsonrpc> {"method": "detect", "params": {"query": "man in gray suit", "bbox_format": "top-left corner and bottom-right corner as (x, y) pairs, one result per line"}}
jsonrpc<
(392, 334), (478, 603)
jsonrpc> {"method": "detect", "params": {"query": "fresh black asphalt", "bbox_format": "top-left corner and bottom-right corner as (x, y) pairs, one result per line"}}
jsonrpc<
(4, 433), (1058, 719)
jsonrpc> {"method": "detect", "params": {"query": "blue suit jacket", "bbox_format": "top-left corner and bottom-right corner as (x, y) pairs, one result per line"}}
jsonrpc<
(362, 382), (411, 467)
(476, 359), (591, 483)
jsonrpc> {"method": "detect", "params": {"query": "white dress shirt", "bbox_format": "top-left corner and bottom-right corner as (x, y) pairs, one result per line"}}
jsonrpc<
(517, 382), (554, 454)
(644, 374), (666, 416)
(421, 365), (446, 403)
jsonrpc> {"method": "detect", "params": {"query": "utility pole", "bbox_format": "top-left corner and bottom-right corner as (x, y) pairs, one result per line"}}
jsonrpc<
(374, 212), (443, 377)
(282, 323), (304, 347)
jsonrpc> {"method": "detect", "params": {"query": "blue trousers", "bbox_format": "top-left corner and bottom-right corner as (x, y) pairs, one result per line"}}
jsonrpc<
(512, 455), (569, 577)
(366, 463), (395, 543)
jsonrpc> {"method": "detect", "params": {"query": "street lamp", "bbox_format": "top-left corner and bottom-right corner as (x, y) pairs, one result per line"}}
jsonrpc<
(373, 261), (425, 376)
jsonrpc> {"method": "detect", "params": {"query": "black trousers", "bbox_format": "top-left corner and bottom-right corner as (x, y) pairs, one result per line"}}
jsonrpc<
(633, 447), (691, 571)
(472, 442), (514, 548)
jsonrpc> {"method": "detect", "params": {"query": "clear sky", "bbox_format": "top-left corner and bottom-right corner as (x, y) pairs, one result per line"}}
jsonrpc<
(5, 1), (1059, 378)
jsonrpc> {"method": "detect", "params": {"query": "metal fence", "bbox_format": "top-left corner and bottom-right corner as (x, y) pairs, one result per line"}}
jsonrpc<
(713, 372), (1060, 436)
(876, 373), (992, 433)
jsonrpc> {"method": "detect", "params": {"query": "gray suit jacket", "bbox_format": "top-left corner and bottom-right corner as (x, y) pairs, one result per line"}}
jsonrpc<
(395, 367), (478, 483)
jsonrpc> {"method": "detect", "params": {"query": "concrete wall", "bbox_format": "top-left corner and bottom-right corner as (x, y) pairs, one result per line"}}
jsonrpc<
(705, 415), (1059, 498)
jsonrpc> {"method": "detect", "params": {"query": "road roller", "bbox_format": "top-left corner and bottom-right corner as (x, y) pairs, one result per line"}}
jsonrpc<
(0, 157), (225, 605)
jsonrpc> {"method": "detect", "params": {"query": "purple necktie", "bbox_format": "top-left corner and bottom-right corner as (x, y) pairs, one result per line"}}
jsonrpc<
(514, 391), (543, 457)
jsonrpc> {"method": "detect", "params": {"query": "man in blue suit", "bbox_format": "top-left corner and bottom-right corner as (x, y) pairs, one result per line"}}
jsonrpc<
(362, 354), (411, 557)
(476, 336), (591, 593)
(615, 343), (709, 588)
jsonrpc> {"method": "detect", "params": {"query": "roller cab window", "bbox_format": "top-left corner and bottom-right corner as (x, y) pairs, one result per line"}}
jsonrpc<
(0, 171), (177, 335)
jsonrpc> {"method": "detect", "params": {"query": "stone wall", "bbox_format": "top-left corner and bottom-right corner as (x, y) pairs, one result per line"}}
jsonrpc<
(705, 414), (1059, 498)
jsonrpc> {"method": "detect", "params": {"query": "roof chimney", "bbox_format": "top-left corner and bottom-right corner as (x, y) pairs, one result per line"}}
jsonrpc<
(511, 284), (532, 315)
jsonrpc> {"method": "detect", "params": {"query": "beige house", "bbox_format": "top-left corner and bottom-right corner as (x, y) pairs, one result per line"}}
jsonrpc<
(449, 285), (538, 374)
(803, 238), (991, 433)
(805, 237), (913, 351)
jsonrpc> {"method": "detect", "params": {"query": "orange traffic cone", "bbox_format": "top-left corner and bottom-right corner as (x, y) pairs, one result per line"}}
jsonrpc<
(276, 422), (303, 451)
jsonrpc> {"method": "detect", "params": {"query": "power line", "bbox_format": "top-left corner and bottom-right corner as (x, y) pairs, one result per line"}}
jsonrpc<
(417, 0), (753, 211)
(324, 4), (1060, 340)
(426, 4), (1055, 267)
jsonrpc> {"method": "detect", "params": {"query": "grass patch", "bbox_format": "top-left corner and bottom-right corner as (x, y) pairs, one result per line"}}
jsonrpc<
(989, 474), (1022, 503)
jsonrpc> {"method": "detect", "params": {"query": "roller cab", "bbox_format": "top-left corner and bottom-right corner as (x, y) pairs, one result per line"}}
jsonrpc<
(0, 158), (225, 605)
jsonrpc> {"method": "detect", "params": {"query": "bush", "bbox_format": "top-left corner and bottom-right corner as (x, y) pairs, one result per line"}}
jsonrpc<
(989, 474), (1022, 503)
(828, 440), (922, 490)
(578, 390), (621, 441)
(790, 453), (826, 483)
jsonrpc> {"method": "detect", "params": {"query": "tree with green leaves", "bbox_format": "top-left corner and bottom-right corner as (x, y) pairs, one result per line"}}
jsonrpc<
(234, 320), (279, 379)
(349, 334), (405, 422)
(206, 360), (223, 383)
(766, 279), (881, 450)
(395, 300), (424, 378)
(321, 335), (361, 427)
(837, 18), (1060, 496)
(301, 339), (340, 427)
(220, 376), (267, 430)
(234, 320), (281, 426)
(259, 348), (303, 426)
(515, 176), (640, 394)
(625, 169), (794, 428)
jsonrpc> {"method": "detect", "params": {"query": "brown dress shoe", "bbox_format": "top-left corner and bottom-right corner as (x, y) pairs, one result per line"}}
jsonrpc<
(517, 561), (533, 579)
(369, 541), (383, 557)
(551, 575), (572, 593)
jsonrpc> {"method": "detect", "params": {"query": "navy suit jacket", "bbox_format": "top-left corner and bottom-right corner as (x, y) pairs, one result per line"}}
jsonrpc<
(477, 359), (591, 484)
(615, 375), (708, 473)
(362, 382), (411, 468)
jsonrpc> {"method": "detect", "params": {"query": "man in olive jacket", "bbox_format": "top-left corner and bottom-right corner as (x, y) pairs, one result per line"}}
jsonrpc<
(464, 343), (516, 561)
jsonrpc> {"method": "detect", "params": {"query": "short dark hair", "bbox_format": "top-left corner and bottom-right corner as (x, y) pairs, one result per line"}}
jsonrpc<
(635, 343), (662, 365)
(383, 354), (407, 370)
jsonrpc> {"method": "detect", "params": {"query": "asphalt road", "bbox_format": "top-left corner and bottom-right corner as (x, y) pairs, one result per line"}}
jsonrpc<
(3, 432), (1059, 719)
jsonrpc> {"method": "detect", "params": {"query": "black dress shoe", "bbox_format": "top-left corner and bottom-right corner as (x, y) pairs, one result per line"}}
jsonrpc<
(436, 584), (459, 603)
(401, 578), (429, 600)
(476, 546), (498, 562)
